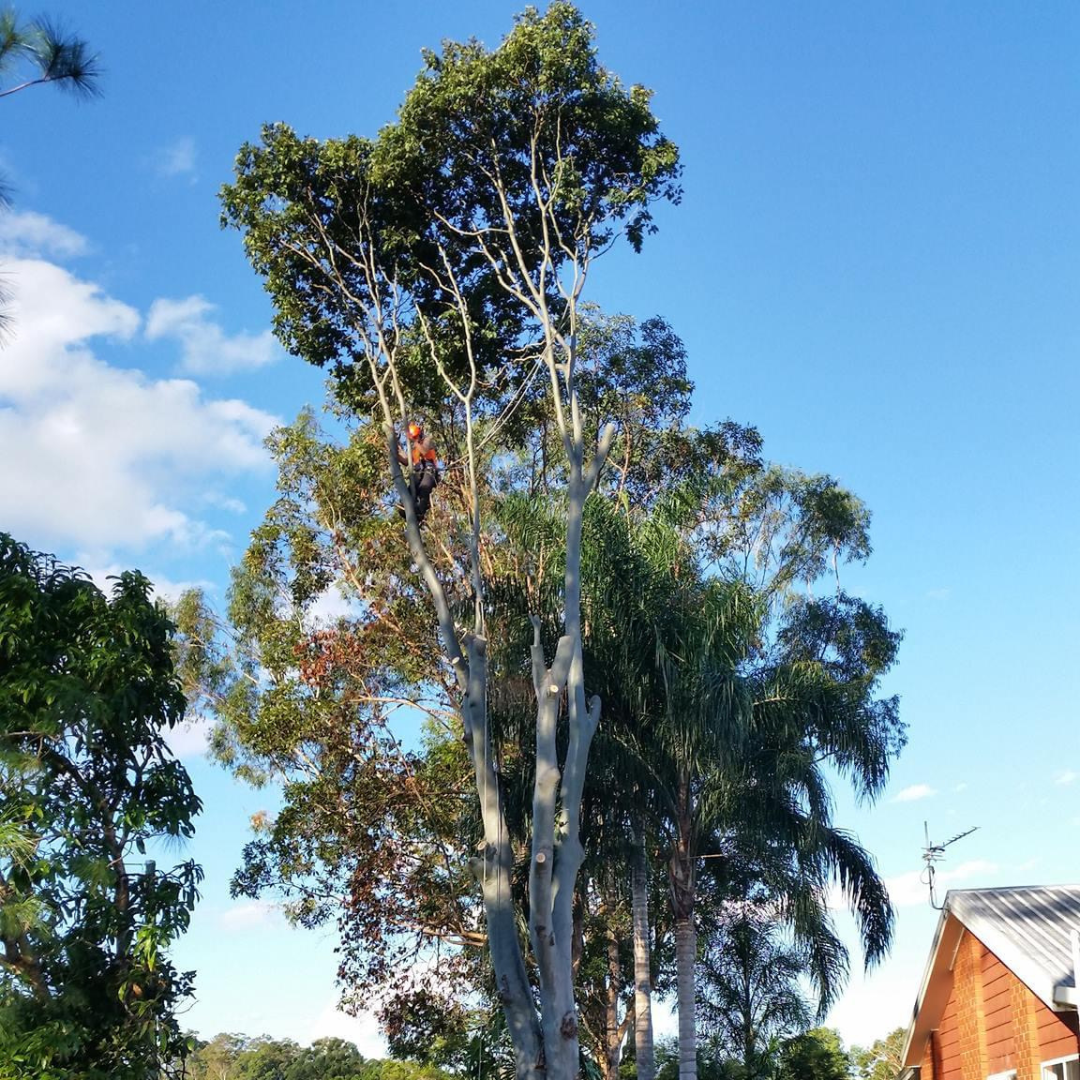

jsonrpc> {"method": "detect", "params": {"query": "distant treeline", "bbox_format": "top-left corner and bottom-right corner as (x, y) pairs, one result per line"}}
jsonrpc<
(184, 1033), (455, 1080)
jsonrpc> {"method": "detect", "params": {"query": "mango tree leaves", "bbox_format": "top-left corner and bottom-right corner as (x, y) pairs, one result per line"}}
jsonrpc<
(0, 533), (202, 1080)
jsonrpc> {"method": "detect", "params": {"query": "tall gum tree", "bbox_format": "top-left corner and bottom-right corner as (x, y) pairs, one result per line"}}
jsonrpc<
(219, 8), (681, 1080)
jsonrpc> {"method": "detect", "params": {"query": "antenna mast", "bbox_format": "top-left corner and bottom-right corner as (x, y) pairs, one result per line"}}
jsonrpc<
(921, 821), (979, 910)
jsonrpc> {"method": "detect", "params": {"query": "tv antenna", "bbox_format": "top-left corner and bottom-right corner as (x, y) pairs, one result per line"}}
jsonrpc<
(922, 821), (978, 910)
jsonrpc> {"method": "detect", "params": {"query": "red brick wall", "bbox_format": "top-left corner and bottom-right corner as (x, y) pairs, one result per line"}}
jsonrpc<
(930, 993), (961, 1080)
(956, 930), (989, 1080)
(918, 929), (1079, 1080)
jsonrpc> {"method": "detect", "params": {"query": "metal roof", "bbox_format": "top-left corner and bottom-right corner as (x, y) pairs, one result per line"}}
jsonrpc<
(947, 886), (1080, 1007)
(900, 885), (1080, 1070)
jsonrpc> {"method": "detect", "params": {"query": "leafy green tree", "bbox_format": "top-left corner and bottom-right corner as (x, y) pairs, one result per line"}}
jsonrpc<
(480, 332), (763, 1080)
(172, 311), (707, 1080)
(653, 1036), (736, 1080)
(176, 324), (900, 1080)
(774, 1029), (850, 1080)
(574, 474), (899, 1080)
(850, 1026), (905, 1080)
(289, 1038), (371, 1080)
(184, 1032), (249, 1080)
(219, 8), (680, 1080)
(185, 1034), (457, 1080)
(0, 534), (202, 1079)
(172, 414), (489, 1022)
(211, 12), (902, 1078)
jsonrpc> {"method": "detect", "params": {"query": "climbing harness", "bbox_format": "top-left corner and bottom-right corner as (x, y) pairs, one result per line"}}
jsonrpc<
(402, 422), (440, 525)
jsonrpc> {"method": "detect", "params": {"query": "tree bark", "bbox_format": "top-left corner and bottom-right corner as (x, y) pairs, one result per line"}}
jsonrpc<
(669, 811), (697, 1080)
(389, 342), (612, 1080)
(529, 623), (579, 1080)
(674, 913), (697, 1080)
(536, 464), (603, 1080)
(603, 907), (623, 1080)
(466, 637), (545, 1080)
(631, 823), (656, 1080)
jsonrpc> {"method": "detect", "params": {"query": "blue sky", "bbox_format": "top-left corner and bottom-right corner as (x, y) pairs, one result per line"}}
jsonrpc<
(2, 0), (1078, 1054)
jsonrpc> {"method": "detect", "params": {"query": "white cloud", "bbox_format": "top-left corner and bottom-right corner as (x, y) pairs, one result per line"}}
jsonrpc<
(202, 490), (248, 515)
(304, 585), (362, 629)
(78, 564), (213, 605)
(892, 783), (936, 803)
(954, 782), (968, 792)
(219, 900), (279, 929)
(0, 219), (279, 554)
(156, 136), (197, 178)
(884, 858), (998, 908)
(166, 716), (215, 759)
(146, 295), (279, 375)
(1054, 769), (1077, 786)
(310, 1001), (388, 1058)
(0, 210), (87, 259)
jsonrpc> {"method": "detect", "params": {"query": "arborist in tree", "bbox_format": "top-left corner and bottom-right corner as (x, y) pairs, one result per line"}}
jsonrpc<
(399, 421), (439, 525)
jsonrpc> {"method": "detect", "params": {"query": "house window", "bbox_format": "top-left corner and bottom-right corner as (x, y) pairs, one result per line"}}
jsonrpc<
(987, 1072), (1016, 1080)
(1042, 1057), (1080, 1080)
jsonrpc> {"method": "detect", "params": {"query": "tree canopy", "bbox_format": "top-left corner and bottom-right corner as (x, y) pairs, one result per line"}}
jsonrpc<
(208, 7), (902, 1080)
(0, 533), (202, 1080)
(218, 8), (684, 1080)
(184, 1033), (454, 1080)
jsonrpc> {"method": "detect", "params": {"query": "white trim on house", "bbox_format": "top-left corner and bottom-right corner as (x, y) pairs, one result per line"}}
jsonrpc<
(1040, 1054), (1079, 1080)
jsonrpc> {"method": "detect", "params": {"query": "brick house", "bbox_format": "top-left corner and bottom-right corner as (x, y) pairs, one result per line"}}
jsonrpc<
(900, 886), (1080, 1080)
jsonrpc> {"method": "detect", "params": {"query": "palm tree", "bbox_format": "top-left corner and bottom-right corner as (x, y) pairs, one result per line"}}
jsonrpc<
(598, 473), (901, 1080)
(697, 913), (813, 1080)
(473, 336), (902, 1080)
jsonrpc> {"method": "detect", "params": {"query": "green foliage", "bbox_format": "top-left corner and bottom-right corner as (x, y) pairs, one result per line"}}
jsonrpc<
(0, 9), (99, 100)
(697, 916), (812, 1079)
(213, 9), (903, 1076)
(486, 459), (901, 1069)
(184, 1033), (459, 1080)
(170, 410), (485, 1007)
(653, 1037), (740, 1080)
(220, 3), (681, 418)
(172, 375), (904, 1070)
(850, 1026), (906, 1080)
(0, 10), (99, 332)
(384, 3), (681, 250)
(774, 1028), (851, 1080)
(0, 533), (202, 1079)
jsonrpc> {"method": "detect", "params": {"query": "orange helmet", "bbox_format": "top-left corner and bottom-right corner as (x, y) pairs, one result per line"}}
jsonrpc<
(407, 422), (423, 440)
